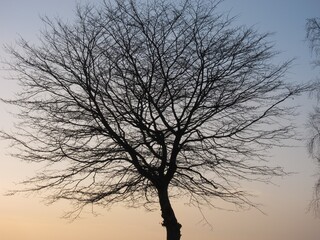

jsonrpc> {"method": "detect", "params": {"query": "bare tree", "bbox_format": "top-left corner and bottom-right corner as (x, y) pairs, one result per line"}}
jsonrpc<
(2, 0), (306, 239)
(306, 18), (320, 59)
(306, 17), (320, 216)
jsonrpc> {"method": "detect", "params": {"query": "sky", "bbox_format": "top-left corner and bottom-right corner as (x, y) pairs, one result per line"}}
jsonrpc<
(0, 0), (320, 240)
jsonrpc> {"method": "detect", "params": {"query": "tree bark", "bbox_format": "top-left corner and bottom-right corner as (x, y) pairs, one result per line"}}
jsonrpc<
(158, 187), (182, 240)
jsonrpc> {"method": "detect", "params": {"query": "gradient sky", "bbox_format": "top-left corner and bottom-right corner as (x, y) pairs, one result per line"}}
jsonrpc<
(1, 0), (320, 240)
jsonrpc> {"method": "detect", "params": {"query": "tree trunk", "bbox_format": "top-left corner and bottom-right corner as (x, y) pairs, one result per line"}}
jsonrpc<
(158, 187), (182, 240)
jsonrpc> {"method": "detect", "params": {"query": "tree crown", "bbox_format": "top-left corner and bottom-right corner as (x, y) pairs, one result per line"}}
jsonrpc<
(3, 0), (306, 216)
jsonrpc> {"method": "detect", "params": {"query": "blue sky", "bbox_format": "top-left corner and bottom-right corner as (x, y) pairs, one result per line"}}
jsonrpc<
(1, 1), (320, 240)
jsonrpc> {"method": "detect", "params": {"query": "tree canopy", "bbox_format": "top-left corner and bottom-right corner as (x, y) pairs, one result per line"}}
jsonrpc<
(306, 17), (320, 216)
(2, 0), (307, 239)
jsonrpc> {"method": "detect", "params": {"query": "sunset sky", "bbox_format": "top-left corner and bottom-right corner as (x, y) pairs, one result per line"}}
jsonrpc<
(1, 0), (320, 240)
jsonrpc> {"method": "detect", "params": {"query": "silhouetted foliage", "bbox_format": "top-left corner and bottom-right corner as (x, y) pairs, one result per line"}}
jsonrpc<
(2, 0), (306, 239)
(306, 17), (320, 216)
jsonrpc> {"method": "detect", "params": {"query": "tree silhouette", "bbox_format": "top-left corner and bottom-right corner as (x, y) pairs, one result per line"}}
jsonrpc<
(2, 0), (306, 239)
(306, 17), (320, 216)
